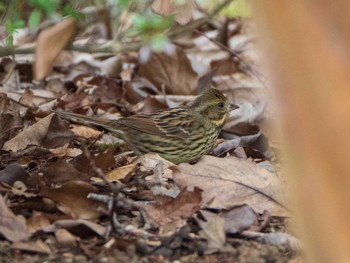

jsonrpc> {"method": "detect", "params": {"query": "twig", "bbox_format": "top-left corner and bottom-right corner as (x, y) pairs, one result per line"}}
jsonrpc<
(0, 42), (142, 57)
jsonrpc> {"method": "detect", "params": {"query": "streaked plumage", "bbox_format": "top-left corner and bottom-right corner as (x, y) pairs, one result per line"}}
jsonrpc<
(55, 88), (238, 164)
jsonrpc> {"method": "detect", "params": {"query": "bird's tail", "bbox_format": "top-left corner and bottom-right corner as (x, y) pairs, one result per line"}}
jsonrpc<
(54, 110), (123, 135)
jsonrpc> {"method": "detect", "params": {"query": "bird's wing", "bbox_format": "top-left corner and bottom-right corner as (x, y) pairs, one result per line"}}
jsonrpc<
(117, 108), (201, 139)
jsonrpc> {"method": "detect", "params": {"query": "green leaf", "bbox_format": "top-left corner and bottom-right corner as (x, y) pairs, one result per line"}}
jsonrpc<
(222, 0), (251, 18)
(13, 19), (25, 29)
(0, 2), (6, 12)
(5, 19), (25, 33)
(28, 0), (59, 15)
(29, 9), (42, 29)
(5, 18), (25, 47)
(132, 13), (174, 34)
(118, 0), (129, 8)
(62, 4), (81, 19)
(222, 0), (252, 18)
(6, 35), (14, 47)
(150, 34), (167, 52)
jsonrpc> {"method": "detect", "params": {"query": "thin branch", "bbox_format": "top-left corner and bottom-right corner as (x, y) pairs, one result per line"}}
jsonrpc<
(0, 41), (142, 57)
(0, 0), (233, 58)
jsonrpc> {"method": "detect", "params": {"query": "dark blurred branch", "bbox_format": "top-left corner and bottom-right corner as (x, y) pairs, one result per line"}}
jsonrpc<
(0, 0), (233, 58)
(0, 42), (142, 57)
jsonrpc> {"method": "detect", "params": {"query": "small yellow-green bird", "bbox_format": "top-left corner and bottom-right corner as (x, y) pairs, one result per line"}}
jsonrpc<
(56, 88), (238, 164)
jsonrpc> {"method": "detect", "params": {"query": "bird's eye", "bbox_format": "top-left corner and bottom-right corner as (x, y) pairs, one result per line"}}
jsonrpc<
(217, 102), (225, 108)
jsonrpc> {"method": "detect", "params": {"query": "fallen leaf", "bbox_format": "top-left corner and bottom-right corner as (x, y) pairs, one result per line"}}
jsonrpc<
(37, 158), (90, 185)
(40, 180), (103, 219)
(70, 150), (116, 176)
(197, 212), (226, 253)
(12, 239), (51, 254)
(152, 0), (195, 25)
(49, 144), (82, 157)
(144, 187), (202, 234)
(139, 97), (167, 113)
(173, 155), (288, 216)
(43, 114), (75, 148)
(34, 18), (77, 80)
(19, 88), (35, 107)
(55, 228), (77, 246)
(70, 125), (102, 139)
(26, 212), (51, 233)
(138, 46), (198, 95)
(0, 194), (30, 242)
(210, 57), (241, 76)
(3, 113), (54, 152)
(105, 164), (136, 181)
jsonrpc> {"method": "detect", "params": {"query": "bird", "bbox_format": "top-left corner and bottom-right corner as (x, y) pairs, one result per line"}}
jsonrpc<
(55, 88), (239, 164)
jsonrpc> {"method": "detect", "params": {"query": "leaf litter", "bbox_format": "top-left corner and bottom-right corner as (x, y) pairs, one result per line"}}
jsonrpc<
(0, 5), (300, 263)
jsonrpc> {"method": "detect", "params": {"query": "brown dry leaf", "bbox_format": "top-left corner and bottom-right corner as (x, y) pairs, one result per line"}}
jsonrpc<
(55, 228), (77, 246)
(138, 46), (198, 95)
(34, 18), (77, 80)
(140, 97), (167, 113)
(70, 150), (116, 176)
(43, 114), (75, 148)
(152, 0), (195, 25)
(37, 158), (89, 185)
(12, 239), (51, 254)
(137, 152), (174, 174)
(100, 56), (123, 77)
(197, 212), (226, 253)
(26, 212), (51, 233)
(19, 89), (35, 107)
(210, 57), (241, 76)
(105, 164), (136, 182)
(3, 113), (54, 152)
(0, 194), (30, 242)
(144, 187), (202, 234)
(49, 144), (82, 157)
(71, 125), (102, 139)
(39, 180), (103, 220)
(173, 156), (288, 216)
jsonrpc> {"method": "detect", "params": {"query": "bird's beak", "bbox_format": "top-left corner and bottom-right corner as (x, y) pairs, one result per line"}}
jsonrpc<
(228, 103), (239, 111)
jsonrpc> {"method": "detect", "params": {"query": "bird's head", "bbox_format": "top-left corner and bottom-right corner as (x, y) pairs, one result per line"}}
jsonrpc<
(189, 88), (239, 128)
